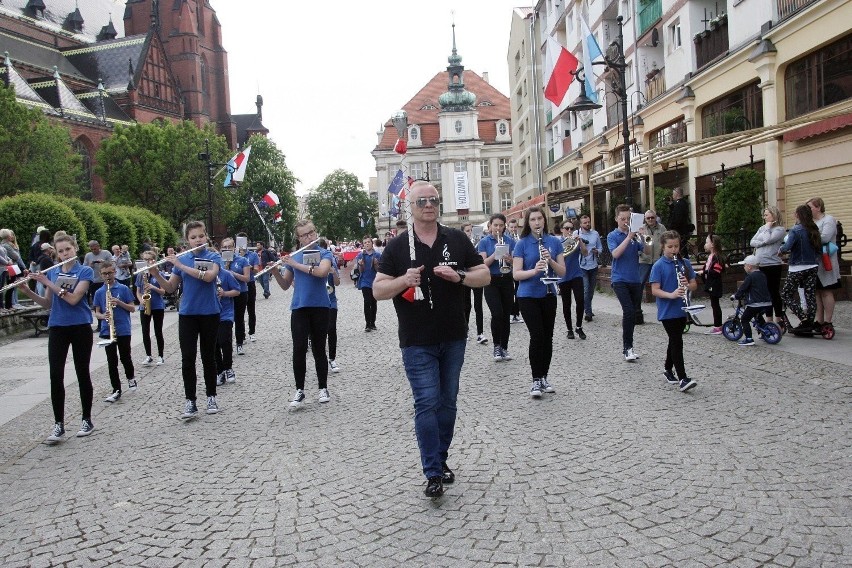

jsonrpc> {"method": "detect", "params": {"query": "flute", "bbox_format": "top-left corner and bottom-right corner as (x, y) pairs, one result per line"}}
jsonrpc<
(255, 238), (321, 278)
(0, 258), (69, 294)
(149, 244), (208, 273)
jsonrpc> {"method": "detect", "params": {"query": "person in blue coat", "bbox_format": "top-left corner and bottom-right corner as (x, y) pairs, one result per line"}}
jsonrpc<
(558, 220), (587, 340)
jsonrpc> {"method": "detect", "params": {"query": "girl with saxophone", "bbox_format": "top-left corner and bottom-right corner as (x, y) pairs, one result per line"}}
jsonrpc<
(15, 231), (96, 441)
(477, 213), (516, 362)
(512, 207), (565, 398)
(136, 250), (167, 366)
(94, 260), (137, 403)
(650, 231), (698, 393)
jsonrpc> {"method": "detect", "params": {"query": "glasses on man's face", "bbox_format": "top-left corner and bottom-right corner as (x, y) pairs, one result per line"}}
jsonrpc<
(414, 196), (440, 208)
(645, 216), (655, 220)
(297, 229), (316, 239)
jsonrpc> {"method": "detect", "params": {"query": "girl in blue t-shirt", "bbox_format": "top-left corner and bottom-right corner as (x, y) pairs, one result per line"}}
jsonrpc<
(272, 220), (332, 407)
(477, 214), (516, 362)
(220, 237), (251, 353)
(354, 236), (381, 331)
(93, 260), (137, 403)
(214, 266), (241, 386)
(650, 230), (698, 393)
(17, 231), (96, 442)
(158, 221), (222, 419)
(511, 207), (565, 399)
(136, 250), (167, 365)
(320, 239), (342, 373)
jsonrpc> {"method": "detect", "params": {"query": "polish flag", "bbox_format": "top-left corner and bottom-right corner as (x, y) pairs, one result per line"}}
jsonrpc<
(543, 36), (578, 106)
(260, 190), (279, 207)
(6, 264), (22, 277)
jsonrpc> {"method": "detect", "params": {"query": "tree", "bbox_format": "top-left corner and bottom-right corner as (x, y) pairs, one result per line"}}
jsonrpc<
(0, 84), (84, 198)
(96, 120), (230, 228)
(220, 135), (298, 248)
(714, 168), (764, 248)
(306, 170), (377, 243)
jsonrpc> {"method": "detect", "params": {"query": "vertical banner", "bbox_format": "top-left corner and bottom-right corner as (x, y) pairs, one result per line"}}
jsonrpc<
(453, 171), (469, 215)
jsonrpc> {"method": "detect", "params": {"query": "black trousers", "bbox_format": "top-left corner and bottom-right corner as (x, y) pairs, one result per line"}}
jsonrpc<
(327, 308), (338, 360)
(104, 335), (134, 392)
(140, 309), (165, 357)
(291, 307), (329, 390)
(484, 274), (514, 349)
(48, 324), (94, 423)
(464, 286), (484, 335)
(216, 320), (234, 373)
(178, 314), (219, 401)
(234, 291), (247, 345)
(662, 318), (687, 380)
(361, 287), (377, 328)
(518, 296), (558, 379)
(247, 282), (257, 335)
(709, 295), (723, 327)
(759, 264), (784, 317)
(558, 277), (584, 330)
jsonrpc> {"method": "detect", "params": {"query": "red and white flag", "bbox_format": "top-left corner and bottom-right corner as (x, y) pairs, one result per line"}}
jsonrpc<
(261, 190), (280, 207)
(224, 146), (252, 187)
(543, 36), (578, 106)
(6, 264), (22, 277)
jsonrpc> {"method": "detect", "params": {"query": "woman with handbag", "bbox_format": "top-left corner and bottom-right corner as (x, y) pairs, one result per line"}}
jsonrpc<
(779, 205), (822, 333)
(749, 206), (786, 328)
(807, 197), (841, 334)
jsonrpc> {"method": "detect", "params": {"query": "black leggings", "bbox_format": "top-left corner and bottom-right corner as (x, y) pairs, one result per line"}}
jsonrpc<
(104, 335), (134, 392)
(709, 295), (723, 327)
(327, 308), (338, 360)
(662, 318), (687, 380)
(216, 320), (233, 373)
(291, 307), (329, 390)
(140, 309), (165, 357)
(483, 274), (514, 349)
(464, 286), (484, 335)
(518, 296), (557, 379)
(782, 267), (818, 323)
(759, 264), (784, 317)
(558, 278), (584, 330)
(2, 273), (18, 308)
(48, 324), (94, 423)
(361, 287), (377, 328)
(247, 282), (257, 335)
(234, 291), (247, 345)
(178, 314), (219, 401)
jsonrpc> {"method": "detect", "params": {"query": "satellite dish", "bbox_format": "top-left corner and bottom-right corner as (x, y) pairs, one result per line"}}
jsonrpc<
(651, 28), (659, 47)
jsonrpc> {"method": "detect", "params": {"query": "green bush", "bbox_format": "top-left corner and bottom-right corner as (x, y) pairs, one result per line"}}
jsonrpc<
(0, 193), (85, 261)
(714, 169), (764, 248)
(91, 203), (137, 256)
(116, 206), (157, 258)
(56, 197), (109, 255)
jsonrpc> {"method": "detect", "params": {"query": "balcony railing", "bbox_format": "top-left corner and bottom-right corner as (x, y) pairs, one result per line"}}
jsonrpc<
(645, 68), (666, 101)
(637, 0), (662, 37)
(694, 18), (729, 69)
(777, 0), (819, 21)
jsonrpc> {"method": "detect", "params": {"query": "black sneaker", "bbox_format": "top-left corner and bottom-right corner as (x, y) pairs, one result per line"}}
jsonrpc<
(663, 369), (678, 384)
(441, 462), (455, 484)
(566, 328), (575, 339)
(584, 314), (593, 322)
(679, 378), (697, 392)
(181, 399), (198, 419)
(127, 379), (137, 391)
(576, 327), (587, 340)
(104, 390), (121, 403)
(635, 313), (645, 325)
(46, 422), (65, 443)
(424, 476), (444, 498)
(216, 372), (226, 386)
(290, 389), (306, 408)
(76, 419), (95, 437)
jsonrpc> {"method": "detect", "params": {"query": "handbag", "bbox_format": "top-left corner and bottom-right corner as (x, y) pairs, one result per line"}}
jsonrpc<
(822, 244), (833, 271)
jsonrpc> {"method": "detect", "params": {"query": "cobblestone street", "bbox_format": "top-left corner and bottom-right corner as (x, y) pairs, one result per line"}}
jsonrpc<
(0, 281), (849, 567)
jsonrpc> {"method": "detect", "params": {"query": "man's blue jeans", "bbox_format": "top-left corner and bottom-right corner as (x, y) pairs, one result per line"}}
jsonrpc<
(581, 267), (598, 317)
(637, 263), (653, 315)
(258, 272), (271, 297)
(612, 282), (643, 352)
(401, 340), (465, 479)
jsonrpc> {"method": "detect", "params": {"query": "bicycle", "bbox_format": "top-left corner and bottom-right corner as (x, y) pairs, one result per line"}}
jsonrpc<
(721, 298), (782, 344)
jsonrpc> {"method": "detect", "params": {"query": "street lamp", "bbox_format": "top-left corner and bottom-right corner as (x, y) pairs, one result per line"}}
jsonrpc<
(197, 138), (234, 238)
(567, 15), (634, 207)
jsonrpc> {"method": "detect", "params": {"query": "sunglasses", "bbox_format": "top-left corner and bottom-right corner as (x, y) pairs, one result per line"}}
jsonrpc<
(414, 196), (440, 208)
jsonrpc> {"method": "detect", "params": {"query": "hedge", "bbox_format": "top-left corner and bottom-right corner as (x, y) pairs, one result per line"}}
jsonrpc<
(56, 197), (109, 254)
(0, 193), (86, 261)
(90, 203), (138, 257)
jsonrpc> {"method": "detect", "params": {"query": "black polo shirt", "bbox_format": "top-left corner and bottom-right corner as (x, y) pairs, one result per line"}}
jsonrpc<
(379, 224), (484, 348)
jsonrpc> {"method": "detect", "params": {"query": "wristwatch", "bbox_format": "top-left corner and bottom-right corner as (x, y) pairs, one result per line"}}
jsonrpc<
(456, 270), (466, 284)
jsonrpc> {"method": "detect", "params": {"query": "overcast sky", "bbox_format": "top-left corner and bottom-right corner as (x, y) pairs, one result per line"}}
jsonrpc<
(214, 1), (530, 195)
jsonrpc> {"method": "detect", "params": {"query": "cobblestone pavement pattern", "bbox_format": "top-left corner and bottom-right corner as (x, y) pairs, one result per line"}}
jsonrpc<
(0, 281), (849, 567)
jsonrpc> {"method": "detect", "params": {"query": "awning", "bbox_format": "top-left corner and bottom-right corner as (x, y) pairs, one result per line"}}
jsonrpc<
(501, 193), (546, 219)
(588, 102), (852, 183)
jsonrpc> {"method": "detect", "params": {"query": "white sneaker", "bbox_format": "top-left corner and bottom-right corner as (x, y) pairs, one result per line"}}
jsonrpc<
(318, 388), (330, 403)
(236, 344), (245, 355)
(143, 356), (154, 366)
(529, 379), (542, 398)
(329, 359), (340, 373)
(249, 335), (256, 342)
(156, 356), (164, 366)
(624, 348), (638, 362)
(540, 377), (555, 393)
(104, 390), (121, 403)
(290, 389), (305, 408)
(476, 334), (488, 345)
(206, 396), (219, 414)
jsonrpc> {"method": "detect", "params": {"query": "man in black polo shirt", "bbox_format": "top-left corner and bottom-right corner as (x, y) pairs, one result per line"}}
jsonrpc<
(374, 181), (489, 499)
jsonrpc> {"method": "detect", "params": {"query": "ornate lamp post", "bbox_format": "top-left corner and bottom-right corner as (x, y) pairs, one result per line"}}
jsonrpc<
(197, 138), (234, 238)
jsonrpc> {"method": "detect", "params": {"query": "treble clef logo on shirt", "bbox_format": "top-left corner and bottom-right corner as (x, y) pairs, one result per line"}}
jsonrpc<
(442, 243), (451, 261)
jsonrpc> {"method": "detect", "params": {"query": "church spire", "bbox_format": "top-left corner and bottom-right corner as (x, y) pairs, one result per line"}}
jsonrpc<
(438, 22), (476, 112)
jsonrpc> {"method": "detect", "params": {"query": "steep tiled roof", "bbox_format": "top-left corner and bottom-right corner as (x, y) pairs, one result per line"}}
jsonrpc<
(63, 33), (148, 92)
(32, 69), (97, 120)
(1, 54), (59, 114)
(0, 30), (87, 80)
(233, 113), (269, 148)
(375, 70), (511, 151)
(0, 0), (126, 42)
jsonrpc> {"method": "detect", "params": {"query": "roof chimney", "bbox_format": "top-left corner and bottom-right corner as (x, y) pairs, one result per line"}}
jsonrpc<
(482, 71), (489, 84)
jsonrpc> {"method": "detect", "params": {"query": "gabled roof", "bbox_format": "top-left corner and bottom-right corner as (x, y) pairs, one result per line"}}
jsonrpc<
(0, 0), (126, 42)
(375, 70), (511, 151)
(0, 30), (88, 80)
(1, 54), (59, 114)
(63, 33), (148, 92)
(31, 69), (98, 120)
(78, 89), (133, 123)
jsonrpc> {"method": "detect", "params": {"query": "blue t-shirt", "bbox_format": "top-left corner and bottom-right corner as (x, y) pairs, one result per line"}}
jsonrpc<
(134, 271), (165, 311)
(227, 254), (250, 293)
(650, 255), (696, 320)
(328, 257), (339, 310)
(560, 247), (583, 282)
(477, 234), (516, 275)
(514, 234), (562, 298)
(172, 249), (222, 316)
(48, 262), (94, 327)
(355, 250), (381, 289)
(608, 229), (644, 284)
(284, 248), (334, 310)
(93, 282), (134, 337)
(245, 250), (260, 282)
(217, 268), (240, 322)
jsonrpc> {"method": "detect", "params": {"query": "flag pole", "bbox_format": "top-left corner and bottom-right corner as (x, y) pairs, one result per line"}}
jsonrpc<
(251, 201), (275, 248)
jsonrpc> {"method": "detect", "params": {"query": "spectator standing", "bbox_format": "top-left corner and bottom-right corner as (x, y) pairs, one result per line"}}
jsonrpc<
(354, 236), (381, 332)
(575, 214), (602, 322)
(807, 197), (841, 334)
(637, 210), (667, 325)
(750, 206), (787, 328)
(83, 241), (112, 303)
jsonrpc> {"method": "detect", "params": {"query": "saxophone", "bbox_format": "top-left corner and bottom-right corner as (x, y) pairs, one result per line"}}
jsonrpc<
(97, 282), (117, 347)
(142, 271), (152, 316)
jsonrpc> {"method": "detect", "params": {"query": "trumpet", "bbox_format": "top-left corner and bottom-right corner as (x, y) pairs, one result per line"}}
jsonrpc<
(141, 271), (152, 316)
(97, 282), (117, 347)
(634, 231), (653, 245)
(497, 232), (511, 274)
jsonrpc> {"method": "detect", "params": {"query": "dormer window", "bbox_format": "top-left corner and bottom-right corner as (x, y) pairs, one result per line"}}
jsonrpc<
(409, 126), (419, 141)
(27, 0), (46, 18)
(498, 122), (508, 136)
